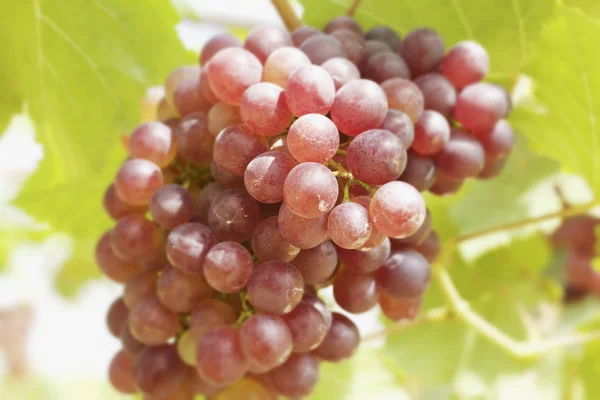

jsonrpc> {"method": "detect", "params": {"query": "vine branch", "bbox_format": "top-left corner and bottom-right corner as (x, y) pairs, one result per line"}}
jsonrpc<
(362, 307), (451, 342)
(346, 0), (363, 16)
(271, 0), (303, 31)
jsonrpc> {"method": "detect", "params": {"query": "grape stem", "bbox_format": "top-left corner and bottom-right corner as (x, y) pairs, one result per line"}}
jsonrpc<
(346, 0), (363, 16)
(236, 290), (256, 325)
(326, 159), (377, 196)
(336, 149), (347, 156)
(270, 0), (303, 31)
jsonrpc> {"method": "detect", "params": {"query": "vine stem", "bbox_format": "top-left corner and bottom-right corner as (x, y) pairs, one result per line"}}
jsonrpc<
(346, 0), (363, 16)
(271, 0), (303, 31)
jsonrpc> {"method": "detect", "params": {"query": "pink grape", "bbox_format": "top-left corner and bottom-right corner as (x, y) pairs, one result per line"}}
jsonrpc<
(150, 184), (194, 229)
(336, 236), (391, 274)
(370, 181), (426, 238)
(135, 345), (186, 397)
(478, 157), (507, 180)
(357, 40), (391, 73)
(240, 82), (293, 136)
(285, 65), (336, 117)
(454, 82), (509, 134)
(129, 296), (180, 346)
(240, 314), (293, 372)
(207, 102), (241, 137)
(324, 16), (363, 35)
(330, 29), (365, 64)
(96, 231), (141, 283)
(291, 26), (321, 46)
(115, 159), (164, 206)
(263, 46), (311, 88)
(478, 119), (516, 160)
(412, 110), (451, 155)
(107, 297), (129, 338)
(413, 73), (457, 118)
(197, 326), (249, 386)
(199, 66), (220, 103)
(128, 121), (177, 168)
(379, 292), (422, 321)
(207, 48), (263, 105)
(189, 299), (238, 342)
(278, 202), (329, 249)
(441, 40), (490, 89)
(400, 28), (445, 76)
(391, 209), (432, 247)
(156, 97), (178, 121)
(299, 34), (346, 65)
(380, 78), (424, 122)
(157, 266), (214, 313)
(333, 268), (379, 313)
(365, 26), (402, 51)
(346, 128), (407, 185)
(203, 241), (254, 293)
(283, 162), (338, 218)
(164, 66), (200, 105)
(200, 33), (242, 65)
(123, 271), (158, 309)
(302, 294), (333, 329)
(327, 202), (372, 250)
(174, 112), (215, 168)
(210, 160), (245, 189)
(291, 241), (338, 285)
(268, 353), (319, 397)
(364, 51), (411, 82)
(173, 77), (213, 116)
(321, 57), (360, 90)
(429, 169), (465, 196)
(399, 151), (437, 192)
(313, 313), (359, 362)
(213, 124), (269, 176)
(166, 222), (217, 274)
(378, 109), (415, 148)
(103, 184), (147, 220)
(287, 114), (340, 164)
(208, 189), (261, 243)
(244, 25), (293, 63)
(192, 182), (225, 224)
(110, 214), (163, 261)
(246, 260), (304, 315)
(331, 79), (388, 136)
(435, 130), (486, 179)
(109, 350), (137, 394)
(375, 250), (430, 299)
(252, 216), (300, 262)
(244, 151), (296, 204)
(120, 322), (146, 356)
(281, 300), (328, 352)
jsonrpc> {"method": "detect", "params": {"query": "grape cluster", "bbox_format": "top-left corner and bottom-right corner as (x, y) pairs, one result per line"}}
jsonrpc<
(100, 15), (515, 399)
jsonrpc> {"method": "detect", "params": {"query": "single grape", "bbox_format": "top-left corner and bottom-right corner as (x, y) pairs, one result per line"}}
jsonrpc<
(278, 202), (329, 249)
(199, 66), (220, 103)
(364, 51), (411, 82)
(291, 26), (322, 46)
(121, 322), (146, 356)
(189, 299), (238, 342)
(268, 353), (319, 397)
(413, 72), (456, 118)
(164, 66), (200, 105)
(331, 79), (388, 136)
(244, 25), (293, 63)
(200, 32), (242, 65)
(252, 216), (300, 262)
(96, 231), (141, 283)
(115, 159), (164, 206)
(210, 159), (245, 188)
(103, 184), (147, 220)
(287, 114), (340, 164)
(245, 151), (297, 203)
(208, 189), (261, 243)
(379, 292), (422, 321)
(330, 29), (365, 64)
(207, 102), (241, 137)
(400, 28), (445, 76)
(174, 112), (215, 168)
(134, 345), (186, 397)
(207, 48), (263, 105)
(240, 82), (293, 136)
(412, 110), (451, 156)
(429, 169), (465, 196)
(380, 78), (424, 123)
(186, 367), (222, 397)
(156, 97), (179, 121)
(157, 266), (215, 313)
(107, 297), (129, 338)
(435, 130), (485, 179)
(192, 182), (225, 224)
(337, 236), (391, 274)
(346, 128), (407, 185)
(247, 260), (304, 315)
(370, 181), (426, 238)
(166, 222), (217, 274)
(173, 77), (214, 116)
(441, 40), (489, 89)
(565, 253), (596, 291)
(212, 377), (275, 400)
(378, 109), (415, 148)
(357, 40), (391, 73)
(123, 270), (158, 309)
(196, 326), (249, 386)
(454, 82), (509, 134)
(285, 65), (336, 117)
(333, 268), (379, 313)
(478, 119), (516, 160)
(399, 151), (437, 192)
(129, 296), (180, 346)
(348, 195), (387, 251)
(313, 312), (359, 362)
(150, 184), (194, 229)
(365, 26), (402, 51)
(281, 300), (328, 352)
(203, 241), (254, 293)
(240, 314), (293, 372)
(291, 240), (338, 285)
(391, 209), (432, 247)
(302, 294), (333, 330)
(327, 202), (372, 250)
(478, 157), (507, 180)
(321, 57), (360, 90)
(376, 250), (430, 299)
(299, 34), (346, 65)
(129, 121), (177, 168)
(324, 16), (363, 34)
(263, 46), (311, 88)
(213, 124), (269, 176)
(283, 162), (338, 218)
(109, 350), (137, 394)
(176, 330), (197, 367)
(111, 214), (163, 261)
(550, 215), (599, 256)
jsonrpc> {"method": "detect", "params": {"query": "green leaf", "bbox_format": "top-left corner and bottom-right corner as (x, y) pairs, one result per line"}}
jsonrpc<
(0, 0), (192, 292)
(299, 0), (556, 78)
(511, 6), (600, 196)
(564, 0), (600, 19)
(55, 237), (102, 298)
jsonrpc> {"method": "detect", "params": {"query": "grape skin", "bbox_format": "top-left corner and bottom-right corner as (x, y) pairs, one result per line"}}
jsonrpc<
(121, 322), (146, 356)
(263, 46), (311, 88)
(96, 231), (141, 283)
(268, 353), (319, 397)
(434, 130), (486, 179)
(203, 241), (254, 293)
(380, 78), (424, 123)
(174, 112), (215, 168)
(365, 26), (402, 51)
(291, 241), (338, 285)
(150, 184), (195, 229)
(128, 121), (177, 168)
(111, 214), (163, 262)
(103, 184), (147, 220)
(324, 16), (363, 35)
(399, 151), (437, 192)
(189, 299), (238, 342)
(333, 268), (379, 313)
(429, 169), (465, 196)
(213, 124), (269, 176)
(478, 119), (516, 160)
(313, 312), (360, 362)
(321, 57), (360, 90)
(115, 159), (164, 206)
(199, 33), (242, 65)
(370, 181), (427, 239)
(299, 35), (346, 65)
(357, 40), (391, 73)
(199, 66), (220, 103)
(285, 65), (336, 117)
(239, 314), (293, 372)
(336, 236), (391, 274)
(291, 26), (321, 47)
(246, 260), (305, 315)
(240, 82), (293, 136)
(478, 157), (507, 180)
(252, 216), (300, 262)
(164, 66), (201, 105)
(413, 73), (457, 118)
(208, 189), (261, 243)
(207, 102), (241, 137)
(196, 326), (249, 386)
(106, 297), (129, 338)
(123, 270), (158, 309)
(278, 202), (329, 249)
(441, 40), (490, 89)
(331, 79), (388, 136)
(244, 151), (297, 204)
(287, 114), (340, 164)
(192, 182), (225, 224)
(243, 25), (293, 63)
(210, 159), (245, 189)
(282, 300), (328, 352)
(375, 250), (431, 300)
(166, 222), (218, 274)
(129, 296), (180, 346)
(173, 76), (213, 116)
(364, 51), (411, 83)
(454, 82), (509, 134)
(412, 110), (451, 156)
(391, 209), (432, 247)
(177, 330), (197, 367)
(378, 109), (415, 148)
(109, 350), (138, 394)
(283, 162), (339, 218)
(400, 28), (445, 76)
(135, 345), (187, 397)
(207, 48), (263, 105)
(327, 202), (372, 250)
(379, 292), (422, 321)
(330, 29), (365, 64)
(157, 266), (214, 313)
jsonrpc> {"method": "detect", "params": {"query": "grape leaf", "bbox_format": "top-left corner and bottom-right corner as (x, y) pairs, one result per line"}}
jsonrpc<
(0, 0), (192, 292)
(511, 6), (600, 196)
(564, 0), (600, 19)
(299, 0), (556, 78)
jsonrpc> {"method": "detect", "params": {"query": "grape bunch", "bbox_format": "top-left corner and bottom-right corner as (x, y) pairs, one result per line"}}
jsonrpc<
(100, 15), (515, 399)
